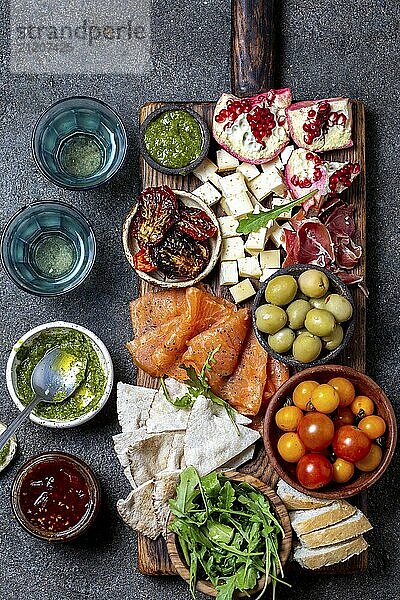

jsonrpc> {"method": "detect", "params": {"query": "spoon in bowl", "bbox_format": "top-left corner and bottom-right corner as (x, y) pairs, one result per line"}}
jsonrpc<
(0, 347), (87, 450)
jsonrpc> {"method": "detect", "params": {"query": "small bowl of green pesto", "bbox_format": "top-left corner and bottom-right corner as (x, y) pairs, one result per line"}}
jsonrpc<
(140, 104), (210, 176)
(6, 322), (113, 429)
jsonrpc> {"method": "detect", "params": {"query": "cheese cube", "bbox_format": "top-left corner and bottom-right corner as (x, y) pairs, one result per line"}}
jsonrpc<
(280, 145), (295, 165)
(236, 162), (260, 182)
(259, 249), (281, 270)
(260, 267), (279, 283)
(248, 171), (286, 200)
(219, 261), (239, 286)
(237, 256), (262, 279)
(220, 172), (248, 197)
(230, 279), (256, 304)
(209, 172), (224, 191)
(192, 181), (221, 206)
(219, 196), (232, 216)
(221, 237), (245, 261)
(244, 229), (268, 253)
(216, 149), (240, 172)
(218, 215), (240, 238)
(225, 192), (253, 219)
(193, 157), (218, 183)
(269, 222), (293, 249)
(261, 156), (284, 173)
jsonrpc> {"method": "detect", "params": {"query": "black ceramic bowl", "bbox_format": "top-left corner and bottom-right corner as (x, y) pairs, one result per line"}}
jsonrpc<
(252, 264), (355, 369)
(139, 104), (210, 176)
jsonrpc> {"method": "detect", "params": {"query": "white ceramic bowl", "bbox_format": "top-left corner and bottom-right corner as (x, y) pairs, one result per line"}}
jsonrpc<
(6, 322), (114, 429)
(122, 189), (221, 288)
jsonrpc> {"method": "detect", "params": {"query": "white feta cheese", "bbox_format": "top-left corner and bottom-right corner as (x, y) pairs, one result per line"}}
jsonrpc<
(193, 157), (218, 183)
(244, 229), (268, 253)
(219, 261), (239, 286)
(192, 181), (221, 206)
(236, 162), (260, 182)
(259, 249), (281, 270)
(260, 267), (280, 283)
(221, 237), (245, 261)
(280, 144), (295, 165)
(230, 279), (256, 304)
(225, 192), (254, 219)
(209, 172), (224, 191)
(220, 172), (248, 197)
(216, 149), (240, 172)
(219, 197), (232, 216)
(218, 215), (240, 238)
(237, 256), (262, 279)
(261, 156), (284, 173)
(248, 171), (287, 200)
(269, 222), (294, 249)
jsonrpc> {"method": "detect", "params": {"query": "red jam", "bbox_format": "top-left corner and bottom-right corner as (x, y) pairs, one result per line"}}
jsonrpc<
(19, 459), (91, 533)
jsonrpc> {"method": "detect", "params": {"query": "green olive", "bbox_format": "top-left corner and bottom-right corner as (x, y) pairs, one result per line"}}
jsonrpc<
(255, 304), (287, 334)
(292, 332), (322, 363)
(305, 308), (336, 337)
(309, 294), (328, 309)
(324, 294), (353, 322)
(298, 269), (330, 298)
(268, 328), (295, 353)
(265, 275), (298, 306)
(322, 324), (344, 351)
(286, 299), (312, 329)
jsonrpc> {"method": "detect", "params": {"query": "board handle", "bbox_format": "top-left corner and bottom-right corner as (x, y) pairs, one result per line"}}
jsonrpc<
(231, 0), (276, 97)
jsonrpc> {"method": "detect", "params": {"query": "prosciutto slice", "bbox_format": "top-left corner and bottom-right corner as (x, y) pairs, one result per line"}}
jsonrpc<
(283, 218), (335, 268)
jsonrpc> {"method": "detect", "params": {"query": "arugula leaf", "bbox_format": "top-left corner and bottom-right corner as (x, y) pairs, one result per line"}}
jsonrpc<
(206, 521), (234, 545)
(201, 471), (221, 498)
(215, 575), (237, 600)
(161, 377), (195, 409)
(236, 189), (317, 235)
(217, 481), (235, 511)
(169, 466), (199, 515)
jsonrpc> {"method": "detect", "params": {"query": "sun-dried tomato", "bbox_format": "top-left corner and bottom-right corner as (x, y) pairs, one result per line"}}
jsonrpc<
(133, 246), (158, 273)
(152, 230), (209, 279)
(176, 206), (218, 241)
(131, 185), (179, 247)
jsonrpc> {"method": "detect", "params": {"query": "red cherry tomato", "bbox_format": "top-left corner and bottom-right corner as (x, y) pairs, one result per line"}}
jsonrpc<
(333, 406), (355, 430)
(297, 412), (335, 451)
(296, 453), (333, 490)
(332, 425), (371, 463)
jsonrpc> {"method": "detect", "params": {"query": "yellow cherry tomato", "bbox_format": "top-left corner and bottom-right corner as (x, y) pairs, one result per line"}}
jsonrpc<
(332, 458), (355, 483)
(328, 377), (355, 407)
(277, 433), (306, 463)
(355, 443), (382, 472)
(351, 395), (375, 417)
(311, 384), (340, 414)
(275, 406), (304, 432)
(358, 415), (386, 439)
(293, 380), (319, 411)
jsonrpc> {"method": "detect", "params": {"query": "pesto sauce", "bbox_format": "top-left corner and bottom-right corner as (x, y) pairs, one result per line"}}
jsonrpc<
(0, 441), (11, 466)
(144, 110), (203, 169)
(16, 330), (107, 421)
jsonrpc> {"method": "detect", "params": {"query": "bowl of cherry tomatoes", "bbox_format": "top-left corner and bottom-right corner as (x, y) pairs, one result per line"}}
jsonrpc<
(264, 365), (397, 499)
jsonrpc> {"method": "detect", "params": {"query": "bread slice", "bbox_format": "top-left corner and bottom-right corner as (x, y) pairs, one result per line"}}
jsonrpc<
(294, 535), (369, 569)
(299, 508), (372, 549)
(290, 500), (356, 536)
(276, 479), (334, 511)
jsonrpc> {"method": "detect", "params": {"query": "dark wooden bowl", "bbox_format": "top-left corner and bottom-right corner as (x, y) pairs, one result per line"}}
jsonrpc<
(252, 264), (355, 369)
(139, 103), (210, 176)
(166, 471), (292, 597)
(264, 365), (397, 499)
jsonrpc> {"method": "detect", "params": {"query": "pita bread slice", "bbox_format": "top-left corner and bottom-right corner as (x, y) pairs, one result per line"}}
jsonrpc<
(153, 470), (181, 537)
(222, 444), (255, 470)
(117, 382), (156, 432)
(113, 428), (155, 486)
(127, 431), (185, 487)
(117, 481), (161, 539)
(146, 379), (191, 433)
(184, 396), (260, 476)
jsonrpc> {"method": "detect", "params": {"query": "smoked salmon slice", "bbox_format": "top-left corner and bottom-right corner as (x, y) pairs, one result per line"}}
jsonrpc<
(130, 289), (186, 337)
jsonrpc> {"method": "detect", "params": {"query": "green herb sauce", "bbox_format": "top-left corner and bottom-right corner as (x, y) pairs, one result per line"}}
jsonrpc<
(0, 441), (11, 466)
(144, 110), (203, 169)
(16, 330), (107, 421)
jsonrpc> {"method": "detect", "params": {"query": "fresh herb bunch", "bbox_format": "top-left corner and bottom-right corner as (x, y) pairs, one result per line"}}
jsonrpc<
(169, 466), (288, 600)
(236, 189), (317, 235)
(161, 347), (239, 432)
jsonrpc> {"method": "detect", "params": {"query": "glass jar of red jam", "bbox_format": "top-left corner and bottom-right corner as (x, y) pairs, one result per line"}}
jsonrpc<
(11, 452), (101, 541)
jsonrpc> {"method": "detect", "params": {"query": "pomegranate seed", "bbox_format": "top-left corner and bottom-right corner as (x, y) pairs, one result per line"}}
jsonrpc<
(330, 174), (339, 183)
(308, 109), (316, 117)
(353, 163), (360, 174)
(336, 114), (347, 125)
(305, 152), (314, 160)
(303, 178), (312, 187)
(291, 175), (299, 186)
(314, 168), (322, 181)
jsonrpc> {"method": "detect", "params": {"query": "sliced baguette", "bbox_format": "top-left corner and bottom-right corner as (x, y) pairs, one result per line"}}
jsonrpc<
(294, 535), (369, 570)
(290, 500), (356, 536)
(276, 479), (334, 511)
(299, 508), (372, 549)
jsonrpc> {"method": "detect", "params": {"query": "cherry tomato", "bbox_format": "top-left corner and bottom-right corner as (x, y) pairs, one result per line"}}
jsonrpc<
(293, 380), (319, 411)
(333, 406), (355, 430)
(311, 384), (340, 414)
(275, 406), (303, 432)
(358, 415), (386, 439)
(297, 412), (335, 451)
(332, 425), (371, 463)
(350, 395), (375, 418)
(296, 453), (333, 489)
(355, 443), (383, 472)
(332, 458), (355, 483)
(328, 377), (355, 407)
(277, 433), (306, 463)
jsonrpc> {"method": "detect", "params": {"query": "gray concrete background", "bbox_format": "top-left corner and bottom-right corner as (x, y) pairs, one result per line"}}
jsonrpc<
(0, 0), (399, 598)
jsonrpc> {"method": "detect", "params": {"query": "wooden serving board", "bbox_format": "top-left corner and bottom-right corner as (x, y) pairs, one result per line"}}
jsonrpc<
(136, 99), (368, 577)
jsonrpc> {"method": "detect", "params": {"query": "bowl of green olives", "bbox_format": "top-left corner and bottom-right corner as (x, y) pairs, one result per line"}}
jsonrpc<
(252, 265), (355, 368)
